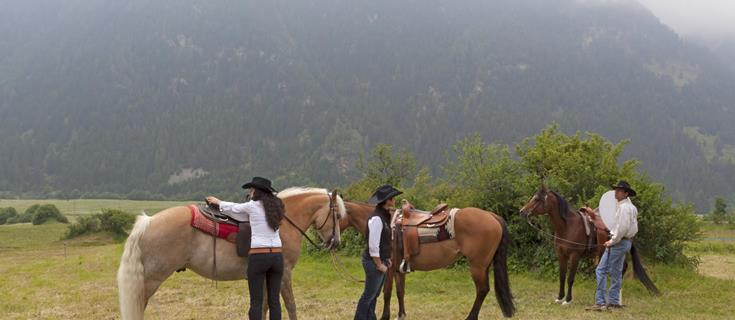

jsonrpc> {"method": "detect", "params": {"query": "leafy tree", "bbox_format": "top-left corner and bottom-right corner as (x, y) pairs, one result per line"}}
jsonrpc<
(710, 197), (728, 224)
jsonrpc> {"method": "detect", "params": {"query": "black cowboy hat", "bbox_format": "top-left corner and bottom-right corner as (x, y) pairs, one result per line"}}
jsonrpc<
(242, 176), (277, 193)
(367, 184), (403, 205)
(611, 180), (636, 197)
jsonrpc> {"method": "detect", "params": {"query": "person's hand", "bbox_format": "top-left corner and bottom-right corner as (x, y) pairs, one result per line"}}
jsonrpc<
(376, 263), (388, 273)
(206, 196), (221, 206)
(604, 240), (613, 247)
(386, 259), (393, 269)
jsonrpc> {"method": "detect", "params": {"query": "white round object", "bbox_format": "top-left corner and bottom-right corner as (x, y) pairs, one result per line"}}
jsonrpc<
(599, 190), (617, 228)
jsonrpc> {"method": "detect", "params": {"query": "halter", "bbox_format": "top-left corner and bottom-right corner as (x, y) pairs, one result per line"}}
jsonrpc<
(283, 189), (340, 250)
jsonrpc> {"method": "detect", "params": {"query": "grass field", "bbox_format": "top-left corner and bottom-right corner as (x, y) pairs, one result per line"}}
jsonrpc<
(0, 199), (189, 220)
(1, 199), (734, 319)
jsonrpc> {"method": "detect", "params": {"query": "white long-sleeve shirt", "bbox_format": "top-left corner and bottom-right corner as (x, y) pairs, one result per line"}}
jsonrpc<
(219, 200), (282, 248)
(609, 197), (638, 245)
(367, 216), (383, 258)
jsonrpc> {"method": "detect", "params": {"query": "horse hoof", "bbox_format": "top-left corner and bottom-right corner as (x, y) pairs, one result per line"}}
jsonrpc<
(554, 299), (564, 304)
(396, 314), (406, 320)
(562, 300), (572, 306)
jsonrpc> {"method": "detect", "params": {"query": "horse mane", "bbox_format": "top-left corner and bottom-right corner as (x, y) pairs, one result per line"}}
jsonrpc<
(277, 187), (346, 218)
(549, 190), (572, 223)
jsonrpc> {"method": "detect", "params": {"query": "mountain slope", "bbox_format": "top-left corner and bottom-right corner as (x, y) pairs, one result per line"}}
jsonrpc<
(1, 0), (734, 209)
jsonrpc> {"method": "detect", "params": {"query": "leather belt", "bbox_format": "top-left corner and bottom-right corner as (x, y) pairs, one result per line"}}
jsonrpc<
(249, 247), (283, 254)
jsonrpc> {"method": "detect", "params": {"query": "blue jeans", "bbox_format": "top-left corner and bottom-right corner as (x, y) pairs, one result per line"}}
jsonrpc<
(354, 255), (388, 320)
(595, 239), (632, 305)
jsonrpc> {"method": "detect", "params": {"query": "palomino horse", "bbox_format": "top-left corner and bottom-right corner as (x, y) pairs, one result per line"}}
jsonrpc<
(518, 185), (660, 305)
(342, 201), (515, 320)
(117, 187), (345, 320)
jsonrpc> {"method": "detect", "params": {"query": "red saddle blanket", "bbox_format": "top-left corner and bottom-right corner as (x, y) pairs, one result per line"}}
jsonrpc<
(189, 204), (239, 242)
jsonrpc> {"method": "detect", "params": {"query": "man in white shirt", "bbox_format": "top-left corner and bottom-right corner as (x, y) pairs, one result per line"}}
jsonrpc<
(589, 181), (639, 311)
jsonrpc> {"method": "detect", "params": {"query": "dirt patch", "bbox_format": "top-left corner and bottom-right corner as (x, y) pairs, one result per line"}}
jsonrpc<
(698, 255), (735, 280)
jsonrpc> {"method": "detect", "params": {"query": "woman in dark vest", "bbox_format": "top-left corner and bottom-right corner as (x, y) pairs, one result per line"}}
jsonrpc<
(354, 184), (402, 320)
(206, 177), (284, 320)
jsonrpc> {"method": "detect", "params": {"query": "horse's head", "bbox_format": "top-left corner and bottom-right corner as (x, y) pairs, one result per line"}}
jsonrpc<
(278, 188), (345, 250)
(519, 185), (550, 218)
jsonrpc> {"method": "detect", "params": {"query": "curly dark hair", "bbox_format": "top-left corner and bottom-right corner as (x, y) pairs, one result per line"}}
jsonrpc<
(252, 188), (285, 231)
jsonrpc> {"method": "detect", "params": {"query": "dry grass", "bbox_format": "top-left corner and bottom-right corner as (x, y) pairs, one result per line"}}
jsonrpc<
(1, 209), (734, 319)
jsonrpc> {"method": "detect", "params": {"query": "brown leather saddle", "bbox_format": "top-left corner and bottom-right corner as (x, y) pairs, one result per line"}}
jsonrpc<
(198, 203), (252, 257)
(579, 207), (610, 265)
(395, 200), (451, 273)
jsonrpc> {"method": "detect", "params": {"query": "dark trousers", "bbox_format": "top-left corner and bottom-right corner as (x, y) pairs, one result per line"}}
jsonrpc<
(247, 252), (284, 320)
(354, 255), (388, 320)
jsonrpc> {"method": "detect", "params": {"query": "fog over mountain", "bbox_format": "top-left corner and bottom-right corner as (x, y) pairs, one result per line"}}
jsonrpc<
(1, 0), (734, 210)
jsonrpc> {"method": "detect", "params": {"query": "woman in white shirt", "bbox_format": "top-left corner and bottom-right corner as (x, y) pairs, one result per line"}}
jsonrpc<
(354, 184), (401, 320)
(207, 177), (284, 320)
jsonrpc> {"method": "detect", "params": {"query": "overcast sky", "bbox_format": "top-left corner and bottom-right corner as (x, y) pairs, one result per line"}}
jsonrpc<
(638, 0), (735, 37)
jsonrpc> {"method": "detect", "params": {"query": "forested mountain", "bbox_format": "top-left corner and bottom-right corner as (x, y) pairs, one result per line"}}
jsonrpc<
(1, 0), (734, 210)
(693, 35), (735, 75)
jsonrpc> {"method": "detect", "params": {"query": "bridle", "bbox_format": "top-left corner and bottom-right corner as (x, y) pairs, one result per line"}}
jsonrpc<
(522, 190), (605, 249)
(282, 189), (340, 250)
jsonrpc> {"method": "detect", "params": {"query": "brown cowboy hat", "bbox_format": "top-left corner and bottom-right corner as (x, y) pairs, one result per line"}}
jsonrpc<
(242, 176), (277, 193)
(611, 180), (636, 197)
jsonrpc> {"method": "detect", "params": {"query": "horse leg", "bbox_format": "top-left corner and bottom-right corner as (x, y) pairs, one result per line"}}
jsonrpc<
(556, 256), (568, 303)
(280, 268), (298, 320)
(380, 266), (393, 320)
(395, 271), (407, 320)
(465, 263), (491, 320)
(563, 254), (580, 305)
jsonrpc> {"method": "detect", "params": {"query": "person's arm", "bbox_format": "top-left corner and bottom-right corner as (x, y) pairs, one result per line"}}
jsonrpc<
(206, 196), (254, 221)
(607, 204), (630, 246)
(367, 217), (388, 272)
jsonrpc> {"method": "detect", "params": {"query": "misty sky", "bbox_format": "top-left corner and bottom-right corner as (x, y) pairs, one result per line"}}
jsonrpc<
(638, 0), (735, 37)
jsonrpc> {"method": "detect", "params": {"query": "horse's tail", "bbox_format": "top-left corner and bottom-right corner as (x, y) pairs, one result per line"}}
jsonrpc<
(630, 242), (660, 295)
(492, 216), (516, 317)
(117, 213), (151, 320)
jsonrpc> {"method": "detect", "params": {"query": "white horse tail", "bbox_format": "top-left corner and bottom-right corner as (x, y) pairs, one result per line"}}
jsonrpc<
(117, 213), (151, 320)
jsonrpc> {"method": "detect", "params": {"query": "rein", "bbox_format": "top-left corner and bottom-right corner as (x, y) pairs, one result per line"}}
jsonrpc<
(523, 191), (605, 249)
(330, 251), (365, 283)
(283, 189), (339, 250)
(523, 215), (600, 249)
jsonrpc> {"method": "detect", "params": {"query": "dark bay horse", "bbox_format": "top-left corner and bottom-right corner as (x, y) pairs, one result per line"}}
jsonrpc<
(518, 185), (659, 305)
(342, 201), (515, 320)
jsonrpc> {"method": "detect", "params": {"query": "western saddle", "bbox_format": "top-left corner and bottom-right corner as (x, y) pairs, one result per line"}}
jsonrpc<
(579, 207), (610, 265)
(197, 203), (244, 226)
(198, 203), (252, 257)
(394, 200), (451, 273)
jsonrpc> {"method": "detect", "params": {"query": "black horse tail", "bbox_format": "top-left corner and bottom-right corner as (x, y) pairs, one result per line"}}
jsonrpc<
(492, 216), (516, 317)
(631, 243), (660, 295)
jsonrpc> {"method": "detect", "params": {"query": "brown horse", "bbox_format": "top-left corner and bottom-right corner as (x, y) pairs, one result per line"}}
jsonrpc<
(117, 187), (345, 320)
(518, 185), (659, 305)
(342, 201), (515, 320)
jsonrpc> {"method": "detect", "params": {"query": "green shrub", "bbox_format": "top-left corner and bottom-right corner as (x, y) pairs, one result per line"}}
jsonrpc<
(30, 204), (69, 225)
(0, 207), (18, 224)
(5, 205), (35, 224)
(338, 125), (702, 272)
(65, 209), (135, 239)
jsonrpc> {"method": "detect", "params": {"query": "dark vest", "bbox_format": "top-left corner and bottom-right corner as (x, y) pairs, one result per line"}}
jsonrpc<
(363, 207), (391, 260)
